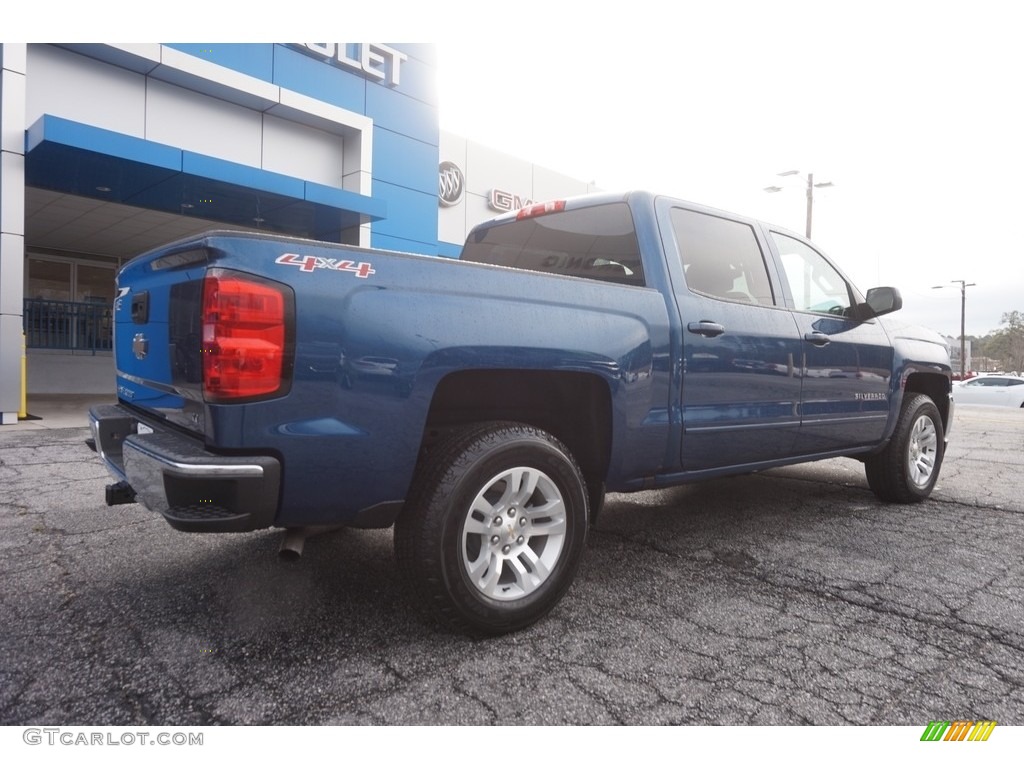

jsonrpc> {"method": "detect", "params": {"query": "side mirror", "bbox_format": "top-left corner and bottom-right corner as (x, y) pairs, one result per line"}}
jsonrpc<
(860, 286), (903, 319)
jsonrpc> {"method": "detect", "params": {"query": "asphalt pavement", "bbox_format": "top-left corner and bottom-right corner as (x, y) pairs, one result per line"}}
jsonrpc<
(1, 401), (1021, 725)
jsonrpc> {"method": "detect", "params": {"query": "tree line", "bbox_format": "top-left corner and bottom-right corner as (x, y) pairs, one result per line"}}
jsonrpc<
(967, 311), (1024, 373)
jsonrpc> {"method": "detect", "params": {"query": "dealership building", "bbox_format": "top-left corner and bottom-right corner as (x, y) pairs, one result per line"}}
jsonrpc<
(0, 43), (596, 425)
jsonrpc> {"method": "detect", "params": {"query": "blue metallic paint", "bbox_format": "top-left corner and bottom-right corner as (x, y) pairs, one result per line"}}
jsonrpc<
(106, 191), (951, 529)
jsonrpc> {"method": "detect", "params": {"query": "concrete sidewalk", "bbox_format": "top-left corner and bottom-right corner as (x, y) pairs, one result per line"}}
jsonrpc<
(3, 394), (114, 431)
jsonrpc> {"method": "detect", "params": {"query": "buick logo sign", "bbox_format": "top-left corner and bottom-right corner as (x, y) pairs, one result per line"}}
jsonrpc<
(438, 161), (465, 207)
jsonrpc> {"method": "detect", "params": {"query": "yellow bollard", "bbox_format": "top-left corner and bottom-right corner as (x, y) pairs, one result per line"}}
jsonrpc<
(19, 332), (27, 419)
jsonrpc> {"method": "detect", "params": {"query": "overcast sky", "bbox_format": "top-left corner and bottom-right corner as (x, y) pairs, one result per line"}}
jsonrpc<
(435, 2), (1022, 339)
(18, 2), (1023, 338)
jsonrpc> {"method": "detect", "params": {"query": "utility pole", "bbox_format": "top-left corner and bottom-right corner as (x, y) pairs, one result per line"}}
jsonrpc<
(932, 280), (976, 379)
(764, 171), (833, 239)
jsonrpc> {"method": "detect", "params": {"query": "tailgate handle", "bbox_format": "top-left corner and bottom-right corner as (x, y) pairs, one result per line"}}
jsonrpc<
(131, 291), (149, 324)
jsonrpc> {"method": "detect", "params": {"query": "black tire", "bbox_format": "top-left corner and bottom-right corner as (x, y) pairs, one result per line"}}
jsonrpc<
(395, 422), (588, 635)
(865, 394), (944, 503)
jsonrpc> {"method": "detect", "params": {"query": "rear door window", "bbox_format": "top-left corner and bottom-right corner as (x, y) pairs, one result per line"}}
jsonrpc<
(669, 208), (776, 305)
(462, 203), (645, 286)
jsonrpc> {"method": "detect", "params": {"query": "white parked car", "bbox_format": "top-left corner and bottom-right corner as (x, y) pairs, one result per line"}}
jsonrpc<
(952, 374), (1024, 408)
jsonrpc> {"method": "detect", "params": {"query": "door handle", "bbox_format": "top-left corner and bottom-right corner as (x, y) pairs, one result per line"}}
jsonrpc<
(687, 321), (725, 337)
(804, 331), (831, 346)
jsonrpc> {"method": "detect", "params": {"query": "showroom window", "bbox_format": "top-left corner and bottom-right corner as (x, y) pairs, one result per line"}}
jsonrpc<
(24, 257), (116, 350)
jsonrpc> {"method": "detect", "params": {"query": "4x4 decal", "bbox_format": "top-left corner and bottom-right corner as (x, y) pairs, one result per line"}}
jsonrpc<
(275, 253), (376, 278)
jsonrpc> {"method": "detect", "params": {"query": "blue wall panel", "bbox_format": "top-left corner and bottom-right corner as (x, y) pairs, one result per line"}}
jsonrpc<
(27, 115), (182, 171)
(395, 44), (438, 68)
(159, 44), (442, 252)
(182, 152), (305, 199)
(370, 180), (438, 250)
(165, 44), (275, 82)
(366, 84), (438, 146)
(372, 128), (438, 194)
(304, 181), (387, 219)
(271, 46), (367, 113)
(271, 45), (436, 106)
(34, 44), (446, 255)
(378, 45), (438, 106)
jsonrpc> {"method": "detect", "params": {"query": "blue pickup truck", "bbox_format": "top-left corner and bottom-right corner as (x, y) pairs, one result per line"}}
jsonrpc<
(89, 191), (953, 634)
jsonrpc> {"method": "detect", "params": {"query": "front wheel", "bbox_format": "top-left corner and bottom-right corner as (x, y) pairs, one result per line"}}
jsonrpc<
(395, 422), (589, 635)
(865, 394), (944, 503)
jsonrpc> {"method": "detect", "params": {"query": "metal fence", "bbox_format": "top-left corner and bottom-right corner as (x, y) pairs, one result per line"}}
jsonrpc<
(23, 299), (113, 352)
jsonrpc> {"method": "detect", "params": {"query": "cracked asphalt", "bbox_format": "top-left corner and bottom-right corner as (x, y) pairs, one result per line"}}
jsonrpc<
(1, 405), (1021, 725)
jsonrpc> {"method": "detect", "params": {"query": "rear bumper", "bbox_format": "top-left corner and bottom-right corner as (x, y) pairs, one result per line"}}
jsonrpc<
(88, 403), (281, 532)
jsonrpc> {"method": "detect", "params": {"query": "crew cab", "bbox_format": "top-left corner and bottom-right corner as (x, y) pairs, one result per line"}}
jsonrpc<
(89, 191), (953, 634)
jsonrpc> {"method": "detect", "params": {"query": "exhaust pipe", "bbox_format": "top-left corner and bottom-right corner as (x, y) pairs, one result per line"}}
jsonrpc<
(278, 525), (343, 561)
(279, 528), (308, 561)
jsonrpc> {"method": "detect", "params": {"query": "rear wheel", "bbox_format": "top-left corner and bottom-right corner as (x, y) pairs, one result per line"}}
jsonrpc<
(865, 394), (944, 502)
(395, 422), (588, 635)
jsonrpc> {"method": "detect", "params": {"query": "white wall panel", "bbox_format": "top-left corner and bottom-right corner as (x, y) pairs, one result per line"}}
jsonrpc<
(0, 152), (24, 236)
(464, 192), (496, 237)
(26, 45), (146, 138)
(1, 65), (26, 154)
(145, 78), (261, 167)
(342, 136), (368, 193)
(438, 197), (467, 245)
(1, 45), (27, 419)
(0, 233), (24, 315)
(439, 131), (467, 168)
(438, 131), (598, 245)
(0, 44), (27, 74)
(342, 169), (370, 194)
(262, 114), (345, 188)
(465, 140), (533, 199)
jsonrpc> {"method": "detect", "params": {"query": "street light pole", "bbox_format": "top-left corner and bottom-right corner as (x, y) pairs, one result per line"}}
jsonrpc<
(805, 173), (814, 239)
(932, 280), (977, 379)
(764, 170), (833, 238)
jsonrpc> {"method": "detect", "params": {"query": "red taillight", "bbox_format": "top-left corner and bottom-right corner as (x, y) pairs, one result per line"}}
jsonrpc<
(202, 273), (290, 400)
(516, 200), (566, 220)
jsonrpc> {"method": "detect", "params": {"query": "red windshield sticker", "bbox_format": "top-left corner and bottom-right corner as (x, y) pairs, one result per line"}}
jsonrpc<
(276, 253), (376, 278)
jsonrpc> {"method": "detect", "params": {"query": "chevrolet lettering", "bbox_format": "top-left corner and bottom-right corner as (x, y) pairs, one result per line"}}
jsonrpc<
(296, 43), (407, 86)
